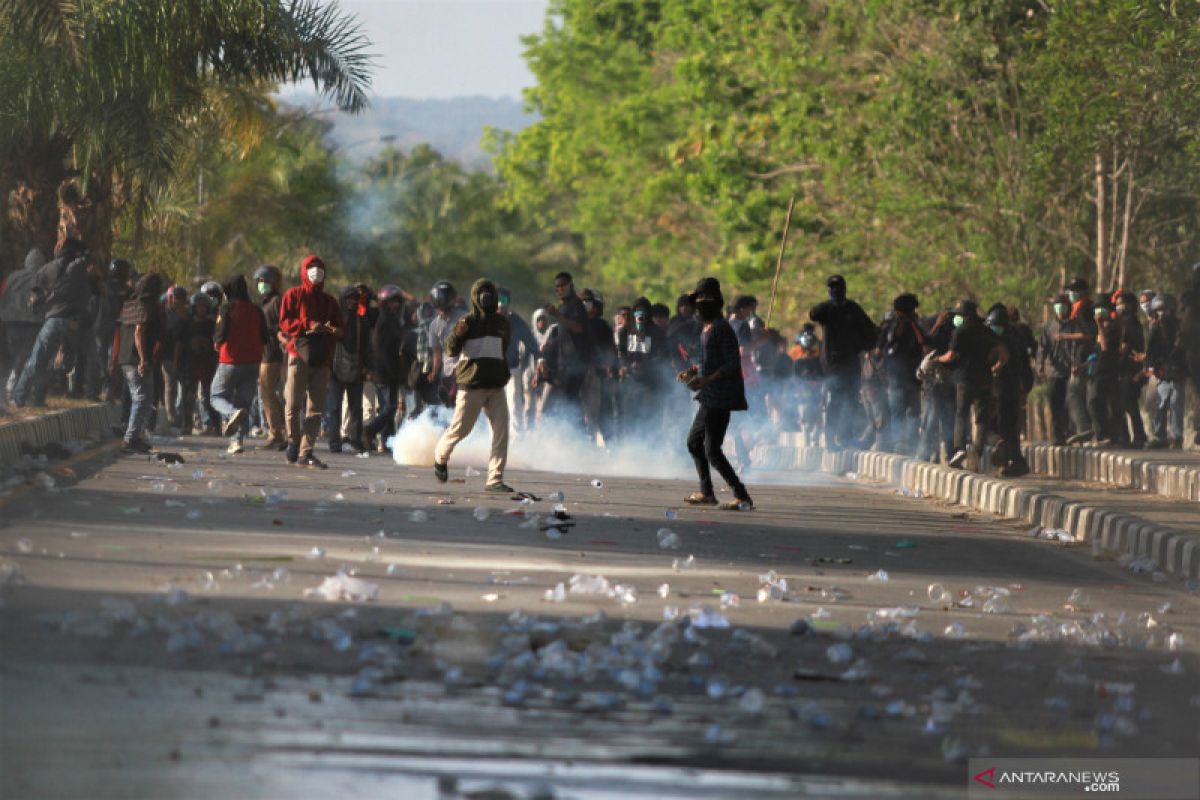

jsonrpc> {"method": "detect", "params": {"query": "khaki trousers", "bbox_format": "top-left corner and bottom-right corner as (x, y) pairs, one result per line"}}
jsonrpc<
(284, 356), (330, 455)
(434, 386), (509, 485)
(258, 361), (285, 442)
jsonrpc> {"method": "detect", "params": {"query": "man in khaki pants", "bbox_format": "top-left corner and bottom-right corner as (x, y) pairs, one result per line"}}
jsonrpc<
(254, 264), (287, 449)
(278, 255), (343, 469)
(433, 278), (513, 492)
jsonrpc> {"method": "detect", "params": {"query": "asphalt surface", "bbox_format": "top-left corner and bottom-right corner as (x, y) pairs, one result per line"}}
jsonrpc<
(1, 435), (1198, 799)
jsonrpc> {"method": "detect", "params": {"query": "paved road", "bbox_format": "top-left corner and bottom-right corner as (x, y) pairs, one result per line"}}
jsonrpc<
(1, 437), (1197, 799)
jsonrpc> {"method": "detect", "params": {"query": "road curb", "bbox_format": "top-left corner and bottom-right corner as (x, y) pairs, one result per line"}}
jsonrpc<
(751, 442), (1200, 581)
(0, 404), (121, 467)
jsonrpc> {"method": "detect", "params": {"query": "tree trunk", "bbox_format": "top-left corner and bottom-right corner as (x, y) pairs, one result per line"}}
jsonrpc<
(58, 168), (119, 264)
(2, 140), (71, 273)
(1094, 152), (1106, 292)
(1116, 158), (1134, 291)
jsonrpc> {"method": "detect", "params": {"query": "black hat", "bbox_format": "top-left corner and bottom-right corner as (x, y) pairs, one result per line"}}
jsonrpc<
(1066, 277), (1090, 292)
(893, 293), (919, 313)
(733, 294), (758, 310)
(826, 274), (846, 288)
(951, 299), (979, 318)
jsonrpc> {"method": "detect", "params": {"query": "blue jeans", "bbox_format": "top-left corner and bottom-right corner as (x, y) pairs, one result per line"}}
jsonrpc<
(12, 317), (75, 406)
(210, 363), (259, 441)
(2, 321), (39, 405)
(1152, 378), (1185, 442)
(122, 364), (152, 443)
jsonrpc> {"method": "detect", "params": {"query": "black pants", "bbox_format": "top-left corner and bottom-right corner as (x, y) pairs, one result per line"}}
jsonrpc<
(953, 382), (993, 455)
(823, 363), (862, 448)
(324, 378), (363, 450)
(1118, 377), (1147, 445)
(1046, 375), (1070, 444)
(365, 380), (404, 442)
(687, 404), (750, 501)
(1087, 372), (1118, 441)
(994, 384), (1025, 468)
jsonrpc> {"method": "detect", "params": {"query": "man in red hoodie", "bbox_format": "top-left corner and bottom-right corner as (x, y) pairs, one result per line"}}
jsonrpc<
(211, 275), (268, 455)
(278, 256), (343, 468)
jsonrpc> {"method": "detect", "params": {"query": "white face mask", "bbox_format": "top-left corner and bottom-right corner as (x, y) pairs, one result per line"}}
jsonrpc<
(1140, 302), (1152, 315)
(307, 267), (324, 285)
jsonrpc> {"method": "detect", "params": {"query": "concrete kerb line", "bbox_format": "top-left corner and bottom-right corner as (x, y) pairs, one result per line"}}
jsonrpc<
(0, 403), (121, 468)
(750, 442), (1200, 581)
(998, 442), (1200, 503)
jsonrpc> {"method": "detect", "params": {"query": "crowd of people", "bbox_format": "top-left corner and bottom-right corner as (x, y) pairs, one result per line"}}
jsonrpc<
(2, 237), (1198, 484)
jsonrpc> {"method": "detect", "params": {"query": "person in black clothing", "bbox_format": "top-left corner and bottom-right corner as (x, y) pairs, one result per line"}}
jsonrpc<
(617, 296), (669, 439)
(187, 292), (219, 434)
(809, 274), (877, 448)
(537, 271), (593, 425)
(876, 293), (925, 454)
(938, 299), (1007, 469)
(324, 286), (369, 454)
(364, 284), (411, 452)
(1083, 299), (1121, 445)
(1037, 294), (1075, 445)
(680, 277), (753, 511)
(1112, 290), (1148, 447)
(986, 304), (1033, 476)
(94, 258), (132, 401)
(580, 288), (616, 442)
(1143, 294), (1186, 448)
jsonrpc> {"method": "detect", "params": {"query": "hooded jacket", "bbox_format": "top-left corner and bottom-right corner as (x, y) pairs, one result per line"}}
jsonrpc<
(444, 278), (511, 389)
(278, 256), (343, 366)
(215, 275), (268, 365)
(0, 248), (47, 324)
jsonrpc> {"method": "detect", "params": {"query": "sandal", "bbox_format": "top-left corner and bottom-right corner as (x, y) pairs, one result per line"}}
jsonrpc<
(684, 492), (718, 506)
(719, 499), (754, 511)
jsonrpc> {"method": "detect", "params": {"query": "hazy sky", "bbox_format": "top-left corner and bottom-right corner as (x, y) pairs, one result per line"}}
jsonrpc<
(283, 0), (550, 100)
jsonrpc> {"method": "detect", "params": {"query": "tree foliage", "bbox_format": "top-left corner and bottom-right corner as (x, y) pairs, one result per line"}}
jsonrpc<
(497, 0), (1200, 325)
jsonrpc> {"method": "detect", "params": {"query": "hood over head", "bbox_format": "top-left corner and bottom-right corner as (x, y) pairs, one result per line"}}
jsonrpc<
(223, 274), (250, 303)
(470, 278), (499, 316)
(300, 255), (325, 289)
(23, 248), (46, 272)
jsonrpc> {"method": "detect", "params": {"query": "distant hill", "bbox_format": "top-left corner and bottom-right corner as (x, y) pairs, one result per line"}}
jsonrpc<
(278, 95), (536, 169)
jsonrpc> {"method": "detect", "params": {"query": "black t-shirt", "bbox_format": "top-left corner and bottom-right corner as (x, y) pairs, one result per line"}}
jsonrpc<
(554, 294), (593, 374)
(948, 322), (1001, 387)
(117, 301), (165, 367)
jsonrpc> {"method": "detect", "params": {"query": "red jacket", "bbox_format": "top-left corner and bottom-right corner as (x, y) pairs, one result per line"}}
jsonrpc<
(278, 256), (343, 366)
(215, 299), (267, 365)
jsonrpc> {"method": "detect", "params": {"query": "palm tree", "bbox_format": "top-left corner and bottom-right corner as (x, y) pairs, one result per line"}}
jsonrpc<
(0, 0), (373, 268)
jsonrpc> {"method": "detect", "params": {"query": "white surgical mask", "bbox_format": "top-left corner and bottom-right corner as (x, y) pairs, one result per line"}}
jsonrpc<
(307, 267), (324, 285)
(1140, 302), (1152, 315)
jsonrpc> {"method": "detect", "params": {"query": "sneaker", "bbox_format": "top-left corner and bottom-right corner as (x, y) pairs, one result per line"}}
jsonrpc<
(433, 461), (448, 482)
(121, 439), (152, 455)
(227, 440), (244, 455)
(947, 449), (968, 468)
(285, 442), (299, 464)
(297, 453), (327, 470)
(1065, 430), (1093, 445)
(485, 482), (514, 494)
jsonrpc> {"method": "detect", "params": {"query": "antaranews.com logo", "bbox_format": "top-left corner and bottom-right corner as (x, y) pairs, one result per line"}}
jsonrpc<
(973, 766), (1120, 793)
(967, 758), (1198, 800)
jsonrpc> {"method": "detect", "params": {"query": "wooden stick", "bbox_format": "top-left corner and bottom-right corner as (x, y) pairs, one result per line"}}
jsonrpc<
(764, 195), (796, 329)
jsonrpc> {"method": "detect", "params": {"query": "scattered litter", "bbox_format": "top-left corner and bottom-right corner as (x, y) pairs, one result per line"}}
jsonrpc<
(656, 528), (681, 550)
(473, 507), (491, 522)
(464, 466), (480, 477)
(866, 569), (889, 583)
(590, 479), (604, 488)
(368, 480), (388, 494)
(672, 555), (696, 572)
(481, 593), (500, 603)
(548, 491), (565, 502)
(16, 538), (33, 553)
(542, 582), (567, 603)
(894, 539), (916, 549)
(305, 572), (379, 603)
(690, 607), (730, 629)
(657, 583), (670, 599)
(306, 547), (326, 561)
(408, 510), (429, 523)
(927, 583), (949, 603)
(340, 470), (356, 478)
(826, 643), (854, 664)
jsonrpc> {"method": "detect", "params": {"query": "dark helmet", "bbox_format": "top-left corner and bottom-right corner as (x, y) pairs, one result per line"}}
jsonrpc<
(893, 293), (919, 313)
(109, 258), (132, 282)
(253, 264), (281, 285)
(985, 304), (1009, 328)
(190, 292), (212, 309)
(200, 280), (223, 303)
(378, 284), (403, 303)
(431, 281), (456, 311)
(167, 286), (188, 303)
